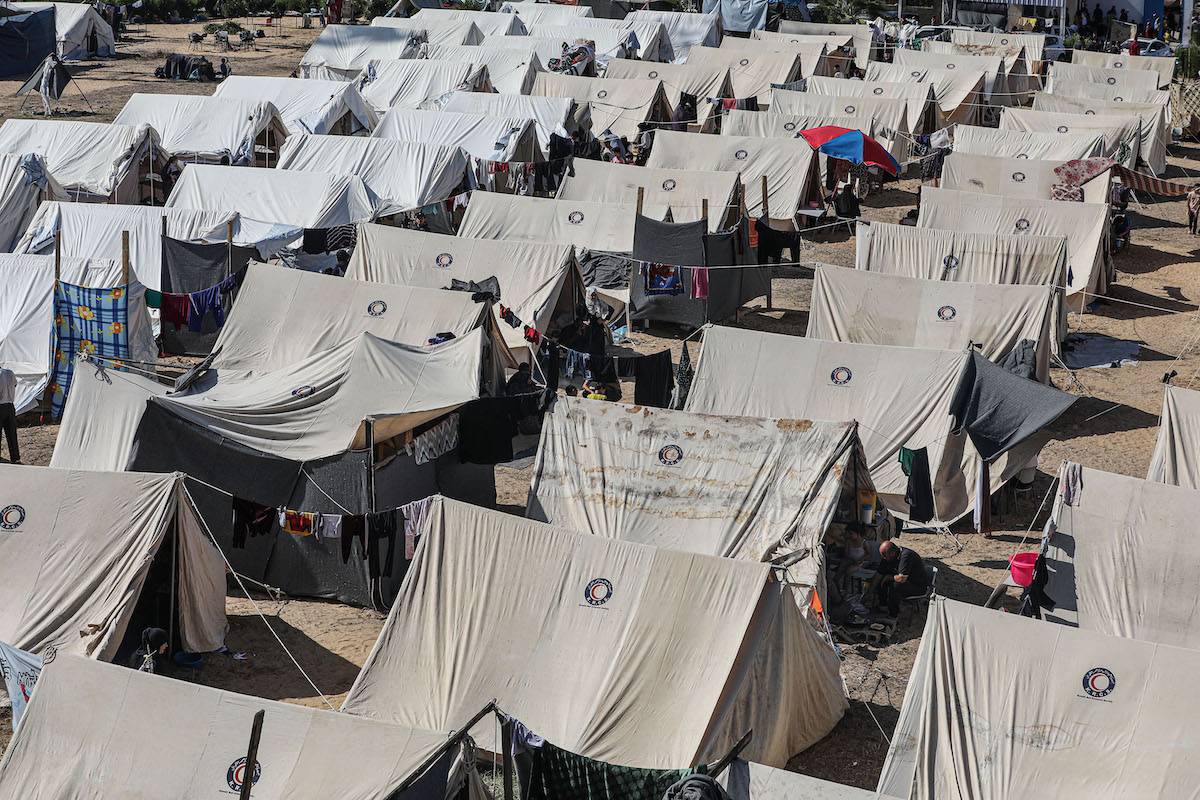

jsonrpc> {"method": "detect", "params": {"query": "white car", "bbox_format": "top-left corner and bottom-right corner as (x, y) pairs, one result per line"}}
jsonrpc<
(1120, 38), (1174, 57)
(1042, 33), (1067, 61)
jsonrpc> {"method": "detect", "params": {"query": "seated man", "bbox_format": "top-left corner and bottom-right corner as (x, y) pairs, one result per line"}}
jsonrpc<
(873, 540), (929, 617)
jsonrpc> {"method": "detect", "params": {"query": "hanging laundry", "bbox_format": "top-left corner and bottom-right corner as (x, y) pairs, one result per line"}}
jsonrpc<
(644, 264), (685, 295)
(670, 342), (694, 410)
(231, 498), (274, 549)
(401, 496), (434, 560)
(280, 509), (316, 537)
(754, 217), (801, 263)
(499, 305), (522, 328)
(51, 282), (131, 418)
(689, 267), (709, 300)
(518, 735), (690, 800)
(898, 447), (935, 523)
(973, 459), (991, 534)
(160, 292), (191, 330)
(187, 285), (224, 332)
(341, 515), (366, 564)
(457, 396), (521, 464)
(428, 332), (456, 345)
(632, 350), (675, 408)
(319, 514), (342, 539)
(524, 326), (542, 346)
(367, 510), (399, 580)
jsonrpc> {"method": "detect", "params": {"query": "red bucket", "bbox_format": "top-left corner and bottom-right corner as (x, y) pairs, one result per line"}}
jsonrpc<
(1009, 552), (1038, 587)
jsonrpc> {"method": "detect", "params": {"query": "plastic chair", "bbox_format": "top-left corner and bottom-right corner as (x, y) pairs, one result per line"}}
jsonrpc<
(901, 564), (938, 622)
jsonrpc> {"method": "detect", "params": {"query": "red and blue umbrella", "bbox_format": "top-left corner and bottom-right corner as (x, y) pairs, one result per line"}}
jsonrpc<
(797, 125), (900, 176)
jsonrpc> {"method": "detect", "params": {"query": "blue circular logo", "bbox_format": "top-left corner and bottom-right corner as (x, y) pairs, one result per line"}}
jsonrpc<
(435, 252), (453, 268)
(226, 758), (262, 792)
(937, 305), (957, 321)
(831, 366), (852, 385)
(1082, 667), (1116, 698)
(585, 578), (613, 606)
(661, 178), (677, 191)
(0, 505), (25, 530)
(658, 444), (683, 466)
(367, 300), (387, 317)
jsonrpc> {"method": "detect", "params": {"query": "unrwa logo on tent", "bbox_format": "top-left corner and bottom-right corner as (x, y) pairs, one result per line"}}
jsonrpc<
(226, 757), (262, 793)
(0, 505), (25, 531)
(584, 578), (613, 607)
(830, 366), (852, 385)
(658, 444), (683, 466)
(936, 305), (957, 322)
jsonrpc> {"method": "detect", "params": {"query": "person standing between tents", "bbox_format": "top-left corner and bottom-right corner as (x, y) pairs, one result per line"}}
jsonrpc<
(1188, 185), (1200, 235)
(129, 628), (169, 673)
(0, 366), (19, 464)
(873, 540), (929, 617)
(37, 54), (62, 117)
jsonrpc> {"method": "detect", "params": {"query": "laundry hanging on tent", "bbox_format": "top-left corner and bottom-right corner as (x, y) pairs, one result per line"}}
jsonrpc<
(51, 282), (131, 418)
(898, 446), (935, 523)
(0, 641), (43, 731)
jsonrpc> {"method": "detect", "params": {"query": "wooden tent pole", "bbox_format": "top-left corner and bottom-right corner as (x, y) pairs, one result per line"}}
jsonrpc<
(121, 230), (130, 286)
(635, 186), (644, 215)
(237, 710), (265, 800)
(760, 174), (770, 221)
(53, 230), (61, 286)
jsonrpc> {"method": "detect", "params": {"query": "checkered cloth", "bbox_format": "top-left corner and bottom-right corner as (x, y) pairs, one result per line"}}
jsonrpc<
(51, 282), (131, 417)
(524, 740), (690, 800)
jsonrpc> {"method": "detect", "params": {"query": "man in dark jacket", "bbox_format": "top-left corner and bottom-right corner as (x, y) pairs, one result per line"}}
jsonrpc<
(874, 540), (930, 616)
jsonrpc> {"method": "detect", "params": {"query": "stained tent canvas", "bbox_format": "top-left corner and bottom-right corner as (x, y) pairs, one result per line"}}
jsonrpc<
(806, 265), (1058, 380)
(276, 134), (468, 218)
(340, 496), (847, 768)
(918, 187), (1110, 312)
(345, 224), (582, 357)
(213, 75), (379, 136)
(892, 47), (1009, 105)
(685, 47), (804, 103)
(864, 61), (986, 126)
(877, 598), (1200, 799)
(0, 655), (456, 800)
(940, 151), (1111, 204)
(0, 465), (225, 660)
(528, 397), (877, 597)
(685, 326), (1061, 523)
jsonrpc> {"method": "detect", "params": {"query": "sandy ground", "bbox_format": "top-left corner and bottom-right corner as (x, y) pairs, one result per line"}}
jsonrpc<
(4, 22), (1200, 791)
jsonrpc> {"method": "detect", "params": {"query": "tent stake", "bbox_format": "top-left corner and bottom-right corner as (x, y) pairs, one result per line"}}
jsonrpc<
(238, 710), (265, 800)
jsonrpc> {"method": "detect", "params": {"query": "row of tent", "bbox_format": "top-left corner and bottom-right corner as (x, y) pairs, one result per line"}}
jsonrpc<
(0, 6), (1193, 798)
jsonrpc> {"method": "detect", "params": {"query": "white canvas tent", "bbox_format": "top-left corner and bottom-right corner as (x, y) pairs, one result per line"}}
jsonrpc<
(892, 47), (1009, 105)
(15, 202), (238, 292)
(1034, 92), (1167, 175)
(807, 265), (1058, 380)
(724, 761), (889, 799)
(277, 134), (468, 217)
(458, 192), (635, 253)
(0, 152), (63, 253)
(414, 7), (526, 36)
(0, 254), (155, 415)
(0, 655), (456, 800)
(953, 124), (1106, 161)
(528, 397), (876, 597)
(865, 61), (986, 126)
(1071, 47), (1174, 88)
(854, 220), (1069, 345)
(340, 496), (847, 768)
(0, 464), (225, 660)
(421, 43), (541, 95)
(918, 186), (1110, 312)
(6, 1), (114, 58)
(213, 75), (379, 136)
(113, 93), (288, 166)
(721, 109), (877, 141)
(777, 20), (875, 69)
(370, 16), (482, 45)
(0, 119), (157, 204)
(686, 325), (1066, 523)
(951, 29), (1045, 62)
(484, 30), (633, 68)
(715, 37), (827, 80)
(768, 88), (911, 164)
(645, 129), (818, 224)
(345, 224), (582, 357)
(1001, 106), (1142, 169)
(527, 18), (674, 62)
(1046, 77), (1171, 107)
(441, 91), (573, 150)
(50, 366), (166, 472)
(298, 24), (423, 80)
(166, 164), (381, 229)
(624, 8), (721, 62)
(1148, 383), (1200, 489)
(1043, 461), (1200, 648)
(556, 158), (741, 230)
(940, 151), (1111, 204)
(877, 597), (1200, 799)
(687, 46), (805, 100)
(1047, 59), (1161, 95)
(496, 1), (594, 22)
(602, 58), (733, 111)
(806, 74), (937, 135)
(360, 58), (488, 113)
(751, 30), (855, 77)
(921, 39), (1033, 103)
(373, 106), (540, 161)
(530, 73), (671, 139)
